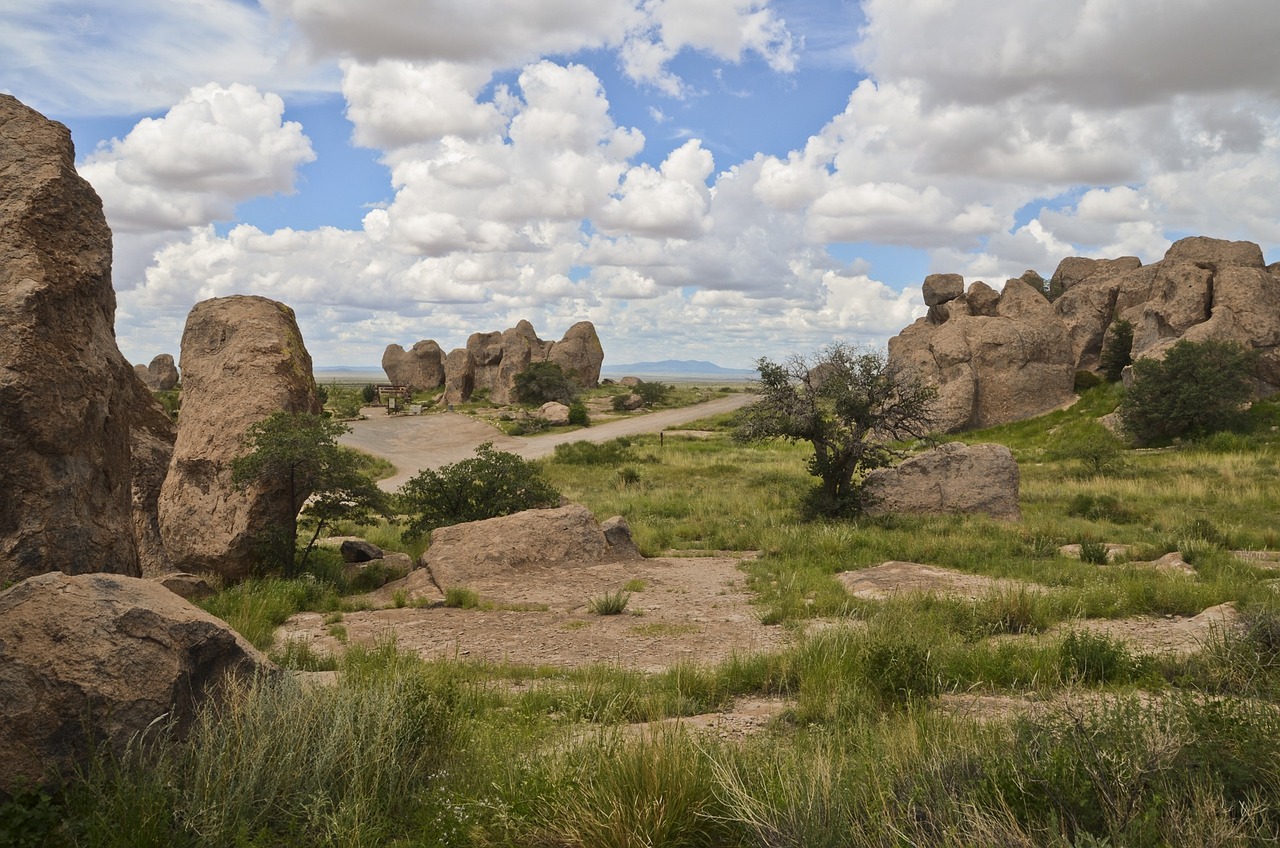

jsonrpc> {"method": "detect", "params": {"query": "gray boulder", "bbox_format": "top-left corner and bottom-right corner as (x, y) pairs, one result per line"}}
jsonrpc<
(862, 442), (1022, 521)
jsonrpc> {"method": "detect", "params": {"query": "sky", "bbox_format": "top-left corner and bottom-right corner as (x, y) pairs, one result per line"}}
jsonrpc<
(4, 0), (1280, 369)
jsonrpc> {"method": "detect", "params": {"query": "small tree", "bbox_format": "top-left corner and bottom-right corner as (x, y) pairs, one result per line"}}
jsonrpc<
(735, 344), (937, 517)
(231, 412), (386, 576)
(632, 380), (672, 407)
(398, 443), (561, 539)
(513, 361), (577, 405)
(1099, 318), (1134, 383)
(1119, 339), (1256, 444)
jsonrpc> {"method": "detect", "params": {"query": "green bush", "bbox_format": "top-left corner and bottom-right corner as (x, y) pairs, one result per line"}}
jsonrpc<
(633, 379), (672, 406)
(361, 383), (377, 404)
(567, 401), (589, 426)
(1099, 318), (1134, 382)
(552, 437), (635, 466)
(1048, 422), (1125, 476)
(1067, 493), (1140, 523)
(514, 361), (578, 405)
(1119, 339), (1256, 444)
(398, 442), (561, 539)
(1073, 369), (1102, 392)
(588, 589), (631, 615)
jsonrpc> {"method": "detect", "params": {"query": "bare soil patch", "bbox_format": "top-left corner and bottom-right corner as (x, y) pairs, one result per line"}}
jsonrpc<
(275, 555), (784, 672)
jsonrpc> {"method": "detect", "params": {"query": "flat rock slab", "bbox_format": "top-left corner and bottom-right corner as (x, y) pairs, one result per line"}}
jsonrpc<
(1058, 602), (1239, 655)
(275, 556), (784, 672)
(837, 561), (1028, 600)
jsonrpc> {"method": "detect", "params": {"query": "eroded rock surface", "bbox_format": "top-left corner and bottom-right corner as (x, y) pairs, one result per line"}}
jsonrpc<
(124, 373), (177, 576)
(0, 94), (139, 583)
(0, 572), (274, 793)
(862, 442), (1022, 520)
(382, 340), (444, 392)
(158, 295), (321, 581)
(135, 353), (179, 391)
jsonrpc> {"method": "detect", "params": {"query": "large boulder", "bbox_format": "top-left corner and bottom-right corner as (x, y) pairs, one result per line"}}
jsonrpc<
(862, 442), (1022, 520)
(442, 347), (474, 405)
(888, 278), (1076, 432)
(548, 320), (605, 386)
(135, 353), (179, 391)
(420, 503), (641, 589)
(124, 372), (177, 576)
(0, 572), (274, 793)
(0, 94), (140, 584)
(158, 295), (321, 581)
(381, 340), (445, 392)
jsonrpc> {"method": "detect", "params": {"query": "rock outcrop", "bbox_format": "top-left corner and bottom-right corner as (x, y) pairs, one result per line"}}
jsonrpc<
(134, 353), (179, 391)
(124, 373), (178, 576)
(381, 340), (444, 392)
(418, 504), (642, 589)
(385, 320), (604, 405)
(0, 572), (274, 793)
(0, 94), (140, 584)
(862, 442), (1022, 520)
(888, 278), (1076, 432)
(158, 296), (321, 581)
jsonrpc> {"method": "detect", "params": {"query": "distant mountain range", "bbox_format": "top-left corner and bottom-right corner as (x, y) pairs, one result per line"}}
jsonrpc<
(601, 359), (757, 379)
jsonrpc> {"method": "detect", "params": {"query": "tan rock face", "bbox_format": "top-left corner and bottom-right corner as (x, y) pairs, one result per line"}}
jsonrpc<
(0, 572), (274, 793)
(157, 295), (320, 581)
(888, 279), (1076, 432)
(124, 373), (177, 576)
(548, 321), (605, 386)
(421, 504), (641, 589)
(0, 94), (140, 583)
(381, 340), (445, 391)
(862, 442), (1022, 520)
(135, 353), (179, 391)
(438, 320), (604, 404)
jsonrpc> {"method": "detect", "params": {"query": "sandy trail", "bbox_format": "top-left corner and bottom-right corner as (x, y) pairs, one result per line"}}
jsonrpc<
(338, 393), (753, 491)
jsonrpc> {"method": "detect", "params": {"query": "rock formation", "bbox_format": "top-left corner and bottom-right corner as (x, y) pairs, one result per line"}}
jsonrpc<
(418, 503), (641, 589)
(887, 236), (1280, 432)
(385, 320), (604, 405)
(888, 277), (1076, 432)
(124, 372), (178, 576)
(134, 353), (179, 391)
(381, 340), (444, 391)
(0, 571), (274, 793)
(0, 94), (140, 584)
(862, 443), (1022, 520)
(157, 295), (321, 581)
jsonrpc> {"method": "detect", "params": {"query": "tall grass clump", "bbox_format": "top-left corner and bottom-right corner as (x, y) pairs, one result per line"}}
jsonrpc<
(199, 578), (340, 650)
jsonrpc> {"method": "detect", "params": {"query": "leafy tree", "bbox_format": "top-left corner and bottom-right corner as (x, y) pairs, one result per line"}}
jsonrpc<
(1099, 318), (1134, 383)
(231, 412), (387, 576)
(1047, 422), (1125, 476)
(361, 383), (378, 404)
(567, 401), (590, 426)
(734, 344), (938, 517)
(632, 380), (672, 406)
(398, 443), (560, 539)
(1119, 339), (1257, 445)
(513, 361), (577, 405)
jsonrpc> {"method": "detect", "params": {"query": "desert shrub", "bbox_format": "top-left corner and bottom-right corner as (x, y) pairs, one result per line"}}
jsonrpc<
(1120, 339), (1256, 444)
(1099, 318), (1134, 382)
(1078, 540), (1111, 564)
(1068, 493), (1140, 523)
(567, 401), (589, 426)
(1058, 630), (1146, 684)
(588, 589), (631, 615)
(155, 388), (181, 419)
(864, 638), (939, 705)
(0, 785), (61, 848)
(444, 587), (480, 609)
(552, 438), (635, 466)
(361, 383), (377, 403)
(398, 442), (560, 539)
(632, 379), (673, 406)
(513, 361), (577, 405)
(1048, 423), (1126, 476)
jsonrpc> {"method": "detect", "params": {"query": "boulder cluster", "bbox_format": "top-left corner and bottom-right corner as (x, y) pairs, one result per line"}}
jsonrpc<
(383, 319), (604, 404)
(134, 353), (179, 390)
(889, 237), (1280, 432)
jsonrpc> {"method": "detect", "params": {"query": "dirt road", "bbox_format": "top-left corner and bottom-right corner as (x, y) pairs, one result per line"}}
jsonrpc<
(339, 393), (753, 490)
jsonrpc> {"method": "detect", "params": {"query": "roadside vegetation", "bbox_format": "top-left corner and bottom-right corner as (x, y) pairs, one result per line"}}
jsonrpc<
(19, 361), (1280, 846)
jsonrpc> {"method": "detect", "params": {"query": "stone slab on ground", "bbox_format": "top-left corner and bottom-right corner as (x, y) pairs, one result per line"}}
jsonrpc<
(837, 561), (1030, 601)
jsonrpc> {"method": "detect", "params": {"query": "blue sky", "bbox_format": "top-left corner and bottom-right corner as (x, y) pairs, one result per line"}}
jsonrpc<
(4, 0), (1280, 368)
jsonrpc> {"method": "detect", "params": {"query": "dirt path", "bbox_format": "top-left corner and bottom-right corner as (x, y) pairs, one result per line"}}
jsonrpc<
(339, 393), (753, 490)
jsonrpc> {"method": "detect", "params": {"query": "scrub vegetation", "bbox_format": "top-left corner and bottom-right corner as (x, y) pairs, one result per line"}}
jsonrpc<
(21, 381), (1280, 847)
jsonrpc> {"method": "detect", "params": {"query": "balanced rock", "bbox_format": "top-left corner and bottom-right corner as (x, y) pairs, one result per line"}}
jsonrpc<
(0, 572), (274, 793)
(158, 296), (321, 581)
(923, 273), (964, 307)
(420, 504), (641, 589)
(888, 278), (1075, 432)
(381, 340), (444, 392)
(862, 442), (1022, 520)
(0, 94), (140, 583)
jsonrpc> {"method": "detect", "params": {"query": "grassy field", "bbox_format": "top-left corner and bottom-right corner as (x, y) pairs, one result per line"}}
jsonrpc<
(20, 384), (1280, 846)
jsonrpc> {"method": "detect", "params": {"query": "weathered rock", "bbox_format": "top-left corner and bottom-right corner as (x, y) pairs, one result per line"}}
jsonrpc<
(340, 539), (383, 563)
(923, 273), (964, 307)
(888, 278), (1076, 432)
(155, 572), (215, 601)
(1164, 235), (1265, 270)
(157, 296), (321, 581)
(862, 442), (1022, 520)
(442, 348), (474, 405)
(1047, 256), (1143, 298)
(138, 353), (179, 391)
(0, 94), (140, 584)
(493, 322), (541, 404)
(548, 321), (605, 386)
(616, 392), (645, 410)
(966, 280), (1000, 317)
(619, 376), (642, 387)
(124, 372), (177, 576)
(382, 340), (445, 391)
(538, 401), (571, 425)
(421, 504), (641, 589)
(601, 515), (641, 559)
(0, 572), (274, 793)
